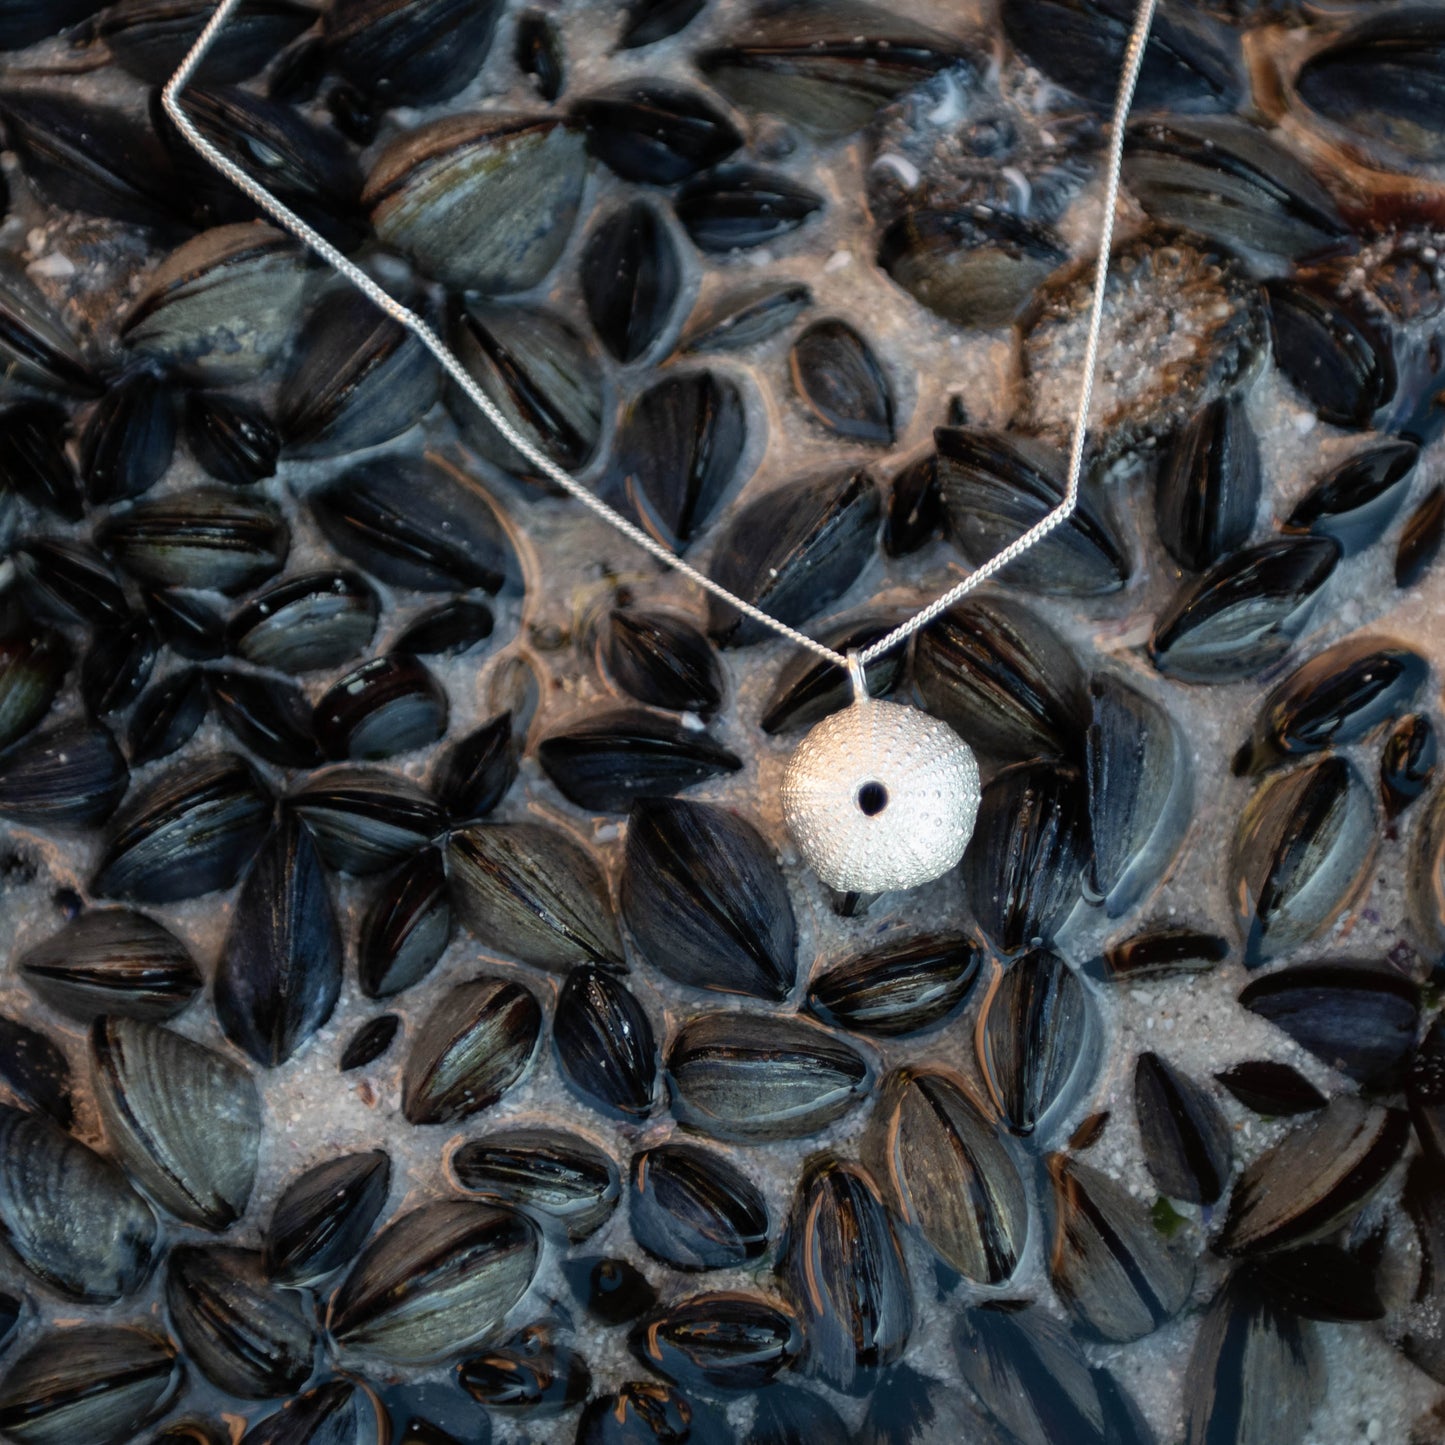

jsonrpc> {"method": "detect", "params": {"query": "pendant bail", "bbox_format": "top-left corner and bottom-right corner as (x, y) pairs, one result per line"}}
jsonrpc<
(846, 650), (868, 703)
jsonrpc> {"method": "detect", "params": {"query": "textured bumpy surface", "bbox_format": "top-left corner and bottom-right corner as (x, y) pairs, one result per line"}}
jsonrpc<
(782, 699), (980, 891)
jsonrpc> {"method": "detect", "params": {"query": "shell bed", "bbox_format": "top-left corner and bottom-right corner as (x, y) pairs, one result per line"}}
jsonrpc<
(0, 0), (1444, 1443)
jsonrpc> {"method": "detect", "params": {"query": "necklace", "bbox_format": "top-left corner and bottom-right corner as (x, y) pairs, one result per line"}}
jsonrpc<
(163, 0), (1159, 894)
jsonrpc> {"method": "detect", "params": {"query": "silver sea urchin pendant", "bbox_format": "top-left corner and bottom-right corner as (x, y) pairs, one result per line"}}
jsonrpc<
(782, 657), (981, 893)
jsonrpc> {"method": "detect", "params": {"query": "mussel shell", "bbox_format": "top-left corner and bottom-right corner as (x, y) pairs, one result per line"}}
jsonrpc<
(1149, 537), (1340, 683)
(576, 1262), (656, 1330)
(631, 1291), (801, 1393)
(264, 1149), (392, 1286)
(581, 199), (681, 363)
(1397, 484), (1445, 588)
(279, 288), (442, 459)
(165, 1244), (317, 1398)
(98, 487), (289, 596)
(538, 707), (741, 811)
(1096, 927), (1229, 984)
(228, 570), (380, 674)
(1156, 393), (1261, 572)
(516, 9), (564, 100)
(358, 847), (453, 998)
(0, 1325), (180, 1445)
(143, 586), (227, 659)
(215, 812), (343, 1067)
(313, 653), (448, 761)
(121, 223), (310, 384)
(1216, 1097), (1410, 1256)
(1214, 1060), (1326, 1117)
(0, 718), (128, 828)
(977, 949), (1099, 1140)
(0, 1102), (157, 1302)
(1238, 962), (1419, 1090)
(340, 1015), (398, 1071)
(240, 1378), (387, 1445)
(1043, 1151), (1194, 1343)
(0, 0), (106, 49)
(554, 965), (659, 1121)
(449, 1127), (620, 1243)
(437, 712), (518, 822)
(677, 280), (812, 355)
(79, 370), (176, 506)
(780, 1153), (911, 1395)
(790, 318), (895, 445)
(759, 616), (902, 735)
(364, 114), (587, 292)
(600, 608), (723, 716)
(18, 907), (200, 1022)
(392, 599), (492, 659)
(0, 402), (81, 519)
(447, 298), (605, 480)
(574, 81), (741, 185)
(962, 761), (1090, 955)
(666, 1010), (874, 1142)
(459, 1323), (591, 1414)
(864, 1066), (1027, 1285)
(673, 164), (824, 252)
(1134, 1050), (1232, 1205)
(0, 1012), (73, 1126)
(0, 255), (98, 398)
(628, 1142), (769, 1271)
(622, 797), (796, 1001)
(185, 391), (279, 486)
(91, 1014), (262, 1229)
(328, 1198), (540, 1364)
(402, 975), (542, 1124)
(447, 820), (623, 971)
(619, 0), (704, 48)
(324, 0), (503, 105)
(858, 1364), (1010, 1445)
(12, 538), (128, 628)
(935, 428), (1129, 594)
(289, 766), (443, 876)
(311, 454), (521, 594)
(1382, 712), (1436, 819)
(81, 615), (159, 717)
(913, 595), (1087, 762)
(206, 669), (321, 769)
(1241, 1241), (1386, 1325)
(806, 932), (980, 1038)
(576, 1380), (731, 1445)
(1232, 754), (1376, 965)
(98, 0), (316, 85)
(707, 467), (880, 646)
(600, 370), (748, 552)
(1283, 440), (1419, 556)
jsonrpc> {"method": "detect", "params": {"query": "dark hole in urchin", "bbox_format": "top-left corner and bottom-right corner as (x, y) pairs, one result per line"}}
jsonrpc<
(857, 781), (889, 816)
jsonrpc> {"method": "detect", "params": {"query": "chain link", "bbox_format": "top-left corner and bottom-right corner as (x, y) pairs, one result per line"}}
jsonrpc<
(164, 0), (1158, 680)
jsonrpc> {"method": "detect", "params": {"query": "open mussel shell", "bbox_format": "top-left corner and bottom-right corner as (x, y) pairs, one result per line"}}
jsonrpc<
(630, 1291), (801, 1394)
(311, 454), (521, 595)
(935, 429), (1129, 594)
(166, 1244), (318, 1399)
(364, 113), (587, 292)
(1238, 634), (1427, 774)
(265, 1149), (392, 1286)
(450, 1127), (620, 1243)
(186, 392), (279, 485)
(288, 766), (442, 876)
(554, 965), (659, 1121)
(780, 1153), (911, 1396)
(707, 467), (880, 646)
(0, 1102), (157, 1301)
(807, 932), (980, 1038)
(229, 570), (379, 675)
(240, 1378), (388, 1445)
(448, 298), (605, 480)
(447, 820), (623, 971)
(314, 653), (448, 761)
(666, 1011), (874, 1142)
(573, 81), (740, 185)
(673, 164), (824, 253)
(0, 1324), (180, 1445)
(914, 594), (1087, 763)
(98, 0), (315, 84)
(790, 318), (895, 446)
(13, 538), (128, 628)
(622, 797), (795, 1001)
(91, 1014), (263, 1230)
(1283, 439), (1419, 556)
(697, 0), (970, 140)
(677, 279), (812, 355)
(759, 616), (900, 735)
(1134, 1051), (1232, 1206)
(628, 1142), (768, 1271)
(121, 224), (310, 384)
(459, 1322), (591, 1414)
(1123, 115), (1346, 265)
(1382, 711), (1436, 819)
(1149, 537), (1340, 683)
(358, 847), (452, 998)
(1156, 393), (1260, 573)
(0, 1013), (74, 1126)
(1216, 1097), (1409, 1256)
(581, 200), (681, 364)
(0, 255), (98, 399)
(963, 762), (1090, 955)
(864, 1066), (1027, 1286)
(0, 718), (128, 828)
(877, 206), (1066, 330)
(0, 402), (82, 519)
(216, 812), (343, 1067)
(1182, 1275), (1325, 1445)
(538, 707), (741, 811)
(278, 288), (441, 459)
(599, 370), (748, 552)
(17, 907), (200, 1022)
(324, 0), (503, 105)
(1085, 673), (1190, 918)
(328, 1197), (538, 1365)
(1239, 962), (1419, 1090)
(1231, 754), (1376, 966)
(977, 949), (1099, 1141)
(402, 975), (542, 1124)
(600, 607), (723, 716)
(80, 370), (176, 506)
(98, 487), (289, 595)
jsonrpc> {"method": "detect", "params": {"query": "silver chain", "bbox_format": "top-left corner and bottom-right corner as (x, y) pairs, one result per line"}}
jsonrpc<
(163, 0), (1158, 678)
